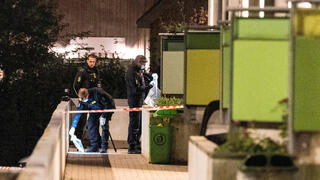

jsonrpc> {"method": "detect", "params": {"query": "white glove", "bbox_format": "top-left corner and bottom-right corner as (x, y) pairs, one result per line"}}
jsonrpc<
(152, 73), (158, 80)
(100, 116), (106, 126)
(69, 127), (84, 152)
(69, 127), (75, 137)
(150, 73), (158, 87)
(149, 81), (155, 86)
(70, 135), (84, 152)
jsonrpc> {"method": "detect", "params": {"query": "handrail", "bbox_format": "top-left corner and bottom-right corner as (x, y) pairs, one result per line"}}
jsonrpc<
(227, 7), (290, 12)
(292, 0), (320, 3)
(16, 101), (70, 180)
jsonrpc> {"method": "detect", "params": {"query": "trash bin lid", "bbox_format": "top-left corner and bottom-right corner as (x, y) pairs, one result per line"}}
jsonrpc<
(153, 109), (177, 118)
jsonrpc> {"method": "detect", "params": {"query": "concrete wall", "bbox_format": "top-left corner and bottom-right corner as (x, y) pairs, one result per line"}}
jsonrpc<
(141, 110), (151, 160)
(109, 99), (129, 148)
(141, 110), (201, 163)
(188, 136), (245, 180)
(183, 106), (206, 123)
(294, 132), (320, 180)
(188, 136), (216, 180)
(171, 117), (201, 163)
(0, 173), (19, 180)
(17, 101), (70, 180)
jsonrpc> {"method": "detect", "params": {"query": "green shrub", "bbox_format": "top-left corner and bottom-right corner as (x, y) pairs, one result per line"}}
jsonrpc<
(97, 58), (126, 98)
(151, 97), (183, 127)
(214, 128), (286, 155)
(155, 97), (183, 106)
(0, 0), (68, 165)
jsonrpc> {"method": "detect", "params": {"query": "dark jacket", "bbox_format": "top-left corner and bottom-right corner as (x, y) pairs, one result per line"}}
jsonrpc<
(143, 71), (153, 97)
(89, 87), (115, 120)
(71, 87), (115, 128)
(73, 64), (100, 95)
(125, 62), (150, 99)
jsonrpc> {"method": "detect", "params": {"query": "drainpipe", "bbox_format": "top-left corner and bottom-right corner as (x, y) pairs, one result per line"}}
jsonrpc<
(222, 0), (227, 21)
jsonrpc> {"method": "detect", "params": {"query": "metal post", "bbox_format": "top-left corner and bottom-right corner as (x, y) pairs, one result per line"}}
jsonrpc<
(183, 27), (188, 107)
(288, 1), (296, 155)
(108, 129), (117, 152)
(228, 11), (235, 132)
(209, 0), (215, 26)
(66, 102), (70, 153)
(292, 0), (320, 3)
(227, 7), (290, 13)
(219, 25), (224, 124)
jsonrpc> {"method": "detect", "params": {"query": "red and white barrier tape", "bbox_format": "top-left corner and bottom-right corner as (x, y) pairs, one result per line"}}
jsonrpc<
(0, 166), (22, 171)
(68, 105), (184, 114)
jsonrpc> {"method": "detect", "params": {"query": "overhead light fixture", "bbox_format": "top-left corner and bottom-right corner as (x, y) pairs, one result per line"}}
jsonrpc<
(242, 0), (249, 17)
(297, 2), (312, 8)
(259, 0), (265, 18)
(288, 1), (292, 8)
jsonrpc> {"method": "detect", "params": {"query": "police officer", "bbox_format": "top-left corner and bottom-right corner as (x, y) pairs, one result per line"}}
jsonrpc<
(125, 55), (153, 154)
(70, 87), (115, 153)
(73, 53), (101, 140)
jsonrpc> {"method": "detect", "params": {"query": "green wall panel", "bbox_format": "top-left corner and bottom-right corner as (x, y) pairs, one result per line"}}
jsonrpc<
(186, 49), (220, 105)
(167, 42), (184, 51)
(222, 28), (231, 108)
(233, 18), (289, 40)
(162, 37), (184, 51)
(294, 37), (320, 131)
(186, 33), (220, 49)
(295, 9), (320, 36)
(167, 41), (184, 51)
(232, 40), (289, 122)
(162, 51), (184, 94)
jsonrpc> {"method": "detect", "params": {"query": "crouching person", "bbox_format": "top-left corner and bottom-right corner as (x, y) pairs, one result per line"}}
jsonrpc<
(70, 87), (115, 153)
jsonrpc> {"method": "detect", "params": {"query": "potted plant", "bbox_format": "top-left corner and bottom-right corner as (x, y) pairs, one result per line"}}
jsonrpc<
(211, 124), (288, 180)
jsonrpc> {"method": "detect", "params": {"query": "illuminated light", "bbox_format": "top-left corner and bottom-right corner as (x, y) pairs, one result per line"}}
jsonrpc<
(116, 46), (146, 60)
(297, 2), (312, 8)
(259, 0), (265, 18)
(116, 46), (150, 68)
(242, 0), (249, 17)
(52, 38), (147, 60)
(52, 37), (126, 59)
(51, 44), (80, 59)
(288, 1), (292, 8)
(208, 0), (214, 26)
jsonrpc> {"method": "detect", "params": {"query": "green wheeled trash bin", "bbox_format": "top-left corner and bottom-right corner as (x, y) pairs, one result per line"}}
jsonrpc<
(149, 109), (177, 164)
(149, 125), (173, 164)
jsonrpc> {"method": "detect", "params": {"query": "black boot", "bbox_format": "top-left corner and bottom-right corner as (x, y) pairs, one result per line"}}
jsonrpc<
(134, 144), (141, 154)
(128, 145), (136, 154)
(100, 144), (108, 153)
(86, 146), (98, 152)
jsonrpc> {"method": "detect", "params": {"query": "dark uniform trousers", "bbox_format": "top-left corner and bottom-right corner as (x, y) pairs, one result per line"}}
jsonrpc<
(127, 96), (144, 148)
(87, 112), (109, 150)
